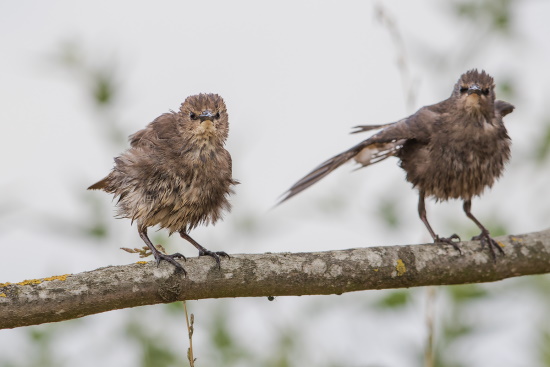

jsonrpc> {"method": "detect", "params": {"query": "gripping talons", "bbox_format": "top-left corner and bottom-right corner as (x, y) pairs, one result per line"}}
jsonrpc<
(198, 250), (230, 269)
(471, 230), (504, 261)
(435, 234), (462, 254)
(154, 252), (187, 275)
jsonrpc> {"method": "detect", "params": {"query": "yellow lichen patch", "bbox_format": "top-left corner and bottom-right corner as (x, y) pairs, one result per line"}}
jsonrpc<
(15, 274), (71, 287)
(136, 261), (148, 264)
(43, 274), (70, 282)
(396, 259), (406, 276)
(0, 282), (12, 288)
(510, 236), (523, 243)
(0, 293), (6, 297)
(497, 242), (505, 248)
(373, 268), (379, 272)
(17, 279), (43, 286)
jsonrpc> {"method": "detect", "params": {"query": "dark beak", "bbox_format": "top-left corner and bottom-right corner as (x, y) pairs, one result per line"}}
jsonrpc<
(467, 84), (481, 96)
(199, 111), (213, 122)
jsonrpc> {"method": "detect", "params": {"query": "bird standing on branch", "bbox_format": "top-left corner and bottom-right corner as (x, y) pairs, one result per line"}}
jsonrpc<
(89, 93), (239, 274)
(280, 70), (514, 258)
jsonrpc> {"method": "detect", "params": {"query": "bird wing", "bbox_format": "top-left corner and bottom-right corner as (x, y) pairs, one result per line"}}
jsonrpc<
(495, 100), (514, 118)
(88, 113), (178, 191)
(129, 113), (177, 148)
(278, 105), (442, 204)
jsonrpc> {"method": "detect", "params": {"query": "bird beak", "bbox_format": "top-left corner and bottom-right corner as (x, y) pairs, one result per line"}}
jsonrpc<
(467, 84), (481, 96)
(199, 111), (213, 122)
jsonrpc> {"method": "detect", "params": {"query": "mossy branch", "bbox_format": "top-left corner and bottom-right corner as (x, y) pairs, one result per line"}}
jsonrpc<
(1, 229), (549, 330)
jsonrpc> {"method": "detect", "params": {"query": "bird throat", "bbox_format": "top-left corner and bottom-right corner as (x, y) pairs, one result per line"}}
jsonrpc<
(464, 94), (482, 112)
(194, 120), (218, 143)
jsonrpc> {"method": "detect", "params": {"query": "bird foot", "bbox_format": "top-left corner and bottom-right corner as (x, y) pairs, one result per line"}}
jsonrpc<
(198, 248), (230, 270)
(471, 230), (504, 261)
(154, 252), (187, 275)
(435, 234), (462, 254)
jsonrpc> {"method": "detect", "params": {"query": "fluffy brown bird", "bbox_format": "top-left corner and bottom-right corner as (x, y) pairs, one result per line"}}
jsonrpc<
(280, 70), (514, 258)
(89, 93), (238, 274)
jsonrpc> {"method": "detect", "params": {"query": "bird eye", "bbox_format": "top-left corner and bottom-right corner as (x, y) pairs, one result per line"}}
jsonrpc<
(189, 112), (197, 120)
(459, 86), (468, 93)
(481, 88), (490, 96)
(214, 112), (221, 119)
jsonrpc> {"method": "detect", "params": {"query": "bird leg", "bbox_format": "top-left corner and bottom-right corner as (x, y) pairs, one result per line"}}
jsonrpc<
(463, 200), (504, 260)
(179, 231), (230, 270)
(418, 192), (462, 253)
(138, 226), (187, 274)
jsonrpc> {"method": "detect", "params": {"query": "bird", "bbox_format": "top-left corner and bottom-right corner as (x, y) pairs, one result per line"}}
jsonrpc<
(279, 69), (514, 258)
(88, 93), (239, 274)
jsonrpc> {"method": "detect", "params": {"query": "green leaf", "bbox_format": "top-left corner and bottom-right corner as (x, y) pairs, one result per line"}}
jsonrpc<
(447, 284), (488, 303)
(377, 198), (401, 228)
(535, 121), (550, 163)
(374, 290), (411, 309)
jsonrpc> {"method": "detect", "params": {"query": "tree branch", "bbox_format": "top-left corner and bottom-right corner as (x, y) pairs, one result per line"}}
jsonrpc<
(1, 229), (549, 329)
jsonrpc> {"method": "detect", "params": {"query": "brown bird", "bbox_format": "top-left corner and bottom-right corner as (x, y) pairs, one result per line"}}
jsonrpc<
(280, 69), (514, 258)
(89, 93), (238, 274)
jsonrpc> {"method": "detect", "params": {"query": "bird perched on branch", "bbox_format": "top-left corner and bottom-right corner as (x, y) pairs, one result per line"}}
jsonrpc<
(89, 93), (239, 274)
(280, 69), (514, 258)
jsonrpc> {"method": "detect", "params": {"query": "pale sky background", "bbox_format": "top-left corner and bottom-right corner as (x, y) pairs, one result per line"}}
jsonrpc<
(1, 1), (549, 366)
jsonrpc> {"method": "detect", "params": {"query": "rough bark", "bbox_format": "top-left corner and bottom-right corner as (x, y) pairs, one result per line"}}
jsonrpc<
(1, 229), (549, 330)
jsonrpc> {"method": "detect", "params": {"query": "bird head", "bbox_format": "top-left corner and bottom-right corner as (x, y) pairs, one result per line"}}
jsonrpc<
(178, 93), (229, 144)
(452, 69), (495, 116)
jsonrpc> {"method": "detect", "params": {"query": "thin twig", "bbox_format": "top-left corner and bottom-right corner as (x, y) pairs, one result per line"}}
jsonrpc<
(375, 3), (417, 112)
(183, 301), (195, 367)
(424, 286), (436, 367)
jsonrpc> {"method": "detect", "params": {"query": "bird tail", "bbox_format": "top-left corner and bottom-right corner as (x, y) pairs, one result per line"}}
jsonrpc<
(278, 122), (400, 205)
(351, 123), (394, 134)
(88, 176), (109, 190)
(278, 147), (362, 204)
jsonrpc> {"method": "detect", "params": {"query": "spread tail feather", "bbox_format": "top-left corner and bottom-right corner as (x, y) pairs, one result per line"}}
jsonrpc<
(278, 146), (363, 204)
(278, 122), (402, 205)
(88, 177), (109, 190)
(351, 122), (394, 134)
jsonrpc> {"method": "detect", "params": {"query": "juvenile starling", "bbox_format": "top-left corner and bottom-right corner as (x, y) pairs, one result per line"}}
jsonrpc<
(89, 93), (238, 274)
(280, 70), (514, 258)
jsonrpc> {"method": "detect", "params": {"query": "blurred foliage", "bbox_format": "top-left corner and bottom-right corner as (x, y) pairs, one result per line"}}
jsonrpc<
(0, 325), (65, 367)
(54, 40), (127, 146)
(433, 285), (487, 367)
(24, 328), (62, 367)
(374, 289), (412, 309)
(206, 305), (252, 366)
(450, 0), (514, 34)
(534, 120), (550, 164)
(540, 330), (550, 367)
(233, 211), (262, 235)
(56, 40), (120, 109)
(261, 327), (300, 367)
(496, 77), (516, 100)
(92, 71), (117, 106)
(376, 197), (401, 229)
(125, 321), (183, 367)
(81, 193), (110, 239)
(447, 284), (488, 303)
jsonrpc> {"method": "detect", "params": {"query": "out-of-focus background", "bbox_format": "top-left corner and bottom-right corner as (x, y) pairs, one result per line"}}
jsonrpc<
(1, 0), (549, 366)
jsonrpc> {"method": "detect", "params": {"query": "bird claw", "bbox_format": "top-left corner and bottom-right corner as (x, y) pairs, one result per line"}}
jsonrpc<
(435, 234), (462, 254)
(154, 252), (187, 275)
(471, 230), (504, 261)
(198, 249), (230, 269)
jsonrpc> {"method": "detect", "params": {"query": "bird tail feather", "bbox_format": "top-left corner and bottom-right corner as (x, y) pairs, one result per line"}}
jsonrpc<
(88, 177), (109, 190)
(278, 145), (365, 204)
